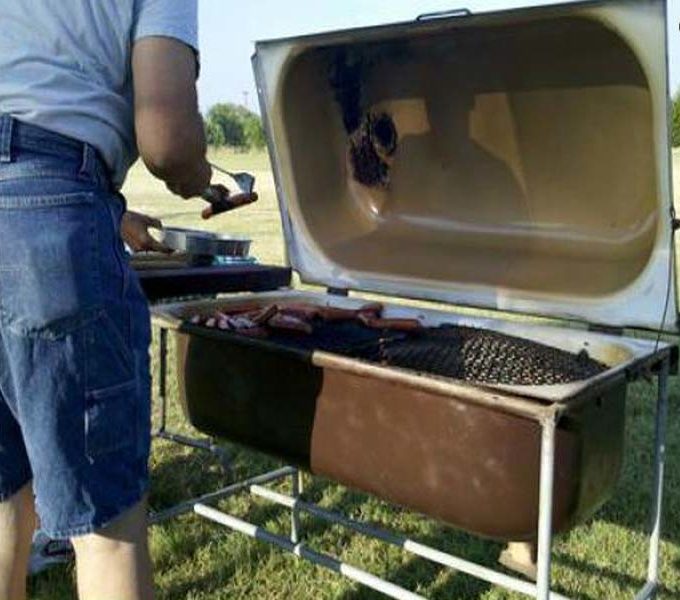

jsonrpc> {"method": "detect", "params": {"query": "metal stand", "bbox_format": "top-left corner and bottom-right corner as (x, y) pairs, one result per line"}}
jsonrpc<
(149, 327), (234, 525)
(635, 358), (670, 600)
(151, 323), (671, 599)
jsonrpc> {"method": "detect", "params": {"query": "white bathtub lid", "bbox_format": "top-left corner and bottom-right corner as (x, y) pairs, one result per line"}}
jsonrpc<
(253, 0), (678, 332)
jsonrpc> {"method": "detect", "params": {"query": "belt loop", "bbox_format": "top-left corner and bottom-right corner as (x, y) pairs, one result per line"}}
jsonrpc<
(0, 115), (14, 164)
(79, 143), (95, 180)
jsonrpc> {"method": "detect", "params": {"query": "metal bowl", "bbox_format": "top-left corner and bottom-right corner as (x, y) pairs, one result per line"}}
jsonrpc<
(159, 227), (251, 258)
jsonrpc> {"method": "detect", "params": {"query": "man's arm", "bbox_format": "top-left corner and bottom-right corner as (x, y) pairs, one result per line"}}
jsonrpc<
(132, 36), (211, 198)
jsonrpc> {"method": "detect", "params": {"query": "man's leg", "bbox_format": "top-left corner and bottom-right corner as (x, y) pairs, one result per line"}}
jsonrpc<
(0, 483), (36, 600)
(71, 498), (154, 600)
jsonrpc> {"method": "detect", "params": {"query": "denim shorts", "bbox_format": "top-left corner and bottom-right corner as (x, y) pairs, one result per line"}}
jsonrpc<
(0, 116), (151, 539)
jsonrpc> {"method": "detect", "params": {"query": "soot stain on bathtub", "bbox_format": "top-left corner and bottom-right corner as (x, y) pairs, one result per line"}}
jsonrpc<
(348, 114), (395, 187)
(371, 112), (398, 156)
(329, 50), (398, 188)
(329, 49), (364, 134)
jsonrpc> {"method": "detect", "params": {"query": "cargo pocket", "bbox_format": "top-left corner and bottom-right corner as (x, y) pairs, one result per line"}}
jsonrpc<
(85, 379), (138, 461)
(83, 309), (138, 461)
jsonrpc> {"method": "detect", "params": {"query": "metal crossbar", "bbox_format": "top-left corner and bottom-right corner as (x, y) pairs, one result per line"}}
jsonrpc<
(246, 484), (570, 599)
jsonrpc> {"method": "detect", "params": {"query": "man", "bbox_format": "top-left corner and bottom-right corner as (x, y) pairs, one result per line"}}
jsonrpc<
(0, 1), (214, 598)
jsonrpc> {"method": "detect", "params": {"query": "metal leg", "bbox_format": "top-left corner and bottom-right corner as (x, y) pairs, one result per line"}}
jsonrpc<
(639, 358), (670, 599)
(150, 324), (235, 524)
(536, 413), (558, 600)
(152, 325), (232, 468)
(291, 469), (302, 544)
(648, 358), (670, 581)
(155, 326), (168, 436)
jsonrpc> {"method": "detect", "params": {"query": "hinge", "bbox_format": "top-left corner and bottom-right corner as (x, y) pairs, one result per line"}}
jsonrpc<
(588, 323), (624, 337)
(327, 287), (349, 297)
(416, 8), (472, 21)
(670, 203), (679, 231)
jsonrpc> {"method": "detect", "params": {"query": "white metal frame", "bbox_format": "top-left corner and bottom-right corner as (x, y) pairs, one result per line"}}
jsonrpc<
(150, 323), (671, 600)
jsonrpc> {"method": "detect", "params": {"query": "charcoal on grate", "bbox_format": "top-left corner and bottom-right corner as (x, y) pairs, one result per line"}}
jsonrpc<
(266, 320), (407, 354)
(359, 326), (607, 386)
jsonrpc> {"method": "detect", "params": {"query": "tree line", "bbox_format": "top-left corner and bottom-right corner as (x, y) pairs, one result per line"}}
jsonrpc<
(674, 94), (680, 148)
(204, 103), (266, 150)
(206, 97), (680, 150)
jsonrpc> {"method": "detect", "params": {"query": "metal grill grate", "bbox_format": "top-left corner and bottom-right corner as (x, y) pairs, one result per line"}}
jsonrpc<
(240, 320), (606, 386)
(354, 326), (607, 386)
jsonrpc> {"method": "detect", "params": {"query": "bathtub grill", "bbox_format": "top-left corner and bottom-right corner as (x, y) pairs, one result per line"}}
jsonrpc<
(151, 1), (678, 598)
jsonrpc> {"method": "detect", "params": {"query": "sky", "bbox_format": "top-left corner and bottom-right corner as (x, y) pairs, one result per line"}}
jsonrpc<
(197, 0), (680, 113)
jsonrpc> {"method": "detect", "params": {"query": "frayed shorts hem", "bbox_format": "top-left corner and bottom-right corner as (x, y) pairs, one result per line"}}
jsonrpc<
(41, 484), (149, 541)
(0, 474), (32, 502)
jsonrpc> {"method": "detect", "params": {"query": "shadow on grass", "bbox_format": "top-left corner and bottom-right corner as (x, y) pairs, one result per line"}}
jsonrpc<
(157, 476), (375, 599)
(154, 464), (505, 600)
(589, 381), (680, 543)
(146, 439), (614, 600)
(553, 552), (673, 599)
(28, 563), (75, 600)
(335, 532), (497, 600)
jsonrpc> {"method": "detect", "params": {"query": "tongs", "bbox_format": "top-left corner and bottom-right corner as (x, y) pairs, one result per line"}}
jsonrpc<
(201, 162), (258, 219)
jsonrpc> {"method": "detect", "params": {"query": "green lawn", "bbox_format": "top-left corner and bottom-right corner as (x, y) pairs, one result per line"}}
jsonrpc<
(28, 149), (680, 599)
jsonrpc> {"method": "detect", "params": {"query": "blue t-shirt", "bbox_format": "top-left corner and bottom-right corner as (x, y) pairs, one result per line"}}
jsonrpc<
(0, 0), (199, 188)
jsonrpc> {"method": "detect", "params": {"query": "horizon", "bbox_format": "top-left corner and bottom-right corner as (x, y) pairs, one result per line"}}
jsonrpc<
(197, 0), (680, 114)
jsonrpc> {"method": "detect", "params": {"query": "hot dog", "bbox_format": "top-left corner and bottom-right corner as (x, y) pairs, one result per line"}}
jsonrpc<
(278, 303), (323, 320)
(268, 313), (314, 335)
(201, 191), (258, 220)
(251, 304), (280, 325)
(357, 302), (384, 317)
(357, 313), (422, 331)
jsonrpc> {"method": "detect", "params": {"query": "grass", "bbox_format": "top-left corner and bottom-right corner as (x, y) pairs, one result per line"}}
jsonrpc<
(28, 148), (680, 599)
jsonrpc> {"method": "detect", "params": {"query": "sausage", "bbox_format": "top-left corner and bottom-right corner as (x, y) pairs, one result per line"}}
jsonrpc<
(357, 302), (384, 317)
(318, 306), (362, 321)
(251, 304), (280, 325)
(201, 191), (258, 220)
(268, 313), (314, 335)
(279, 303), (323, 320)
(318, 302), (383, 321)
(358, 313), (422, 331)
(224, 304), (267, 316)
(278, 303), (365, 322)
(279, 304), (368, 322)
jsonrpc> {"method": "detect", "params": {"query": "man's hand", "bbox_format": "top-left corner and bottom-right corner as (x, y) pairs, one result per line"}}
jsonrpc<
(121, 211), (172, 253)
